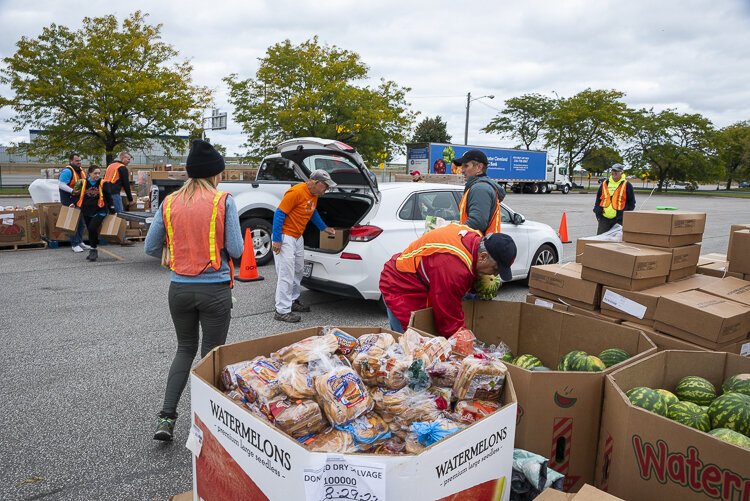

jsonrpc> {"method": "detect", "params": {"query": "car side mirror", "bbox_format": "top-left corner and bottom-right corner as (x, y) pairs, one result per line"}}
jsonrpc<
(513, 213), (525, 225)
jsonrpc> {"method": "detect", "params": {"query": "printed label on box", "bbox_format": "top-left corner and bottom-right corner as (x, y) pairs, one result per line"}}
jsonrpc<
(303, 455), (386, 501)
(741, 342), (750, 357)
(534, 298), (555, 309)
(186, 423), (204, 457)
(602, 290), (647, 319)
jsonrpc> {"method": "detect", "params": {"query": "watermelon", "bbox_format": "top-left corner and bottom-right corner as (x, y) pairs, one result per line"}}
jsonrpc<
(655, 389), (679, 409)
(674, 376), (717, 406)
(501, 351), (515, 363)
(558, 351), (587, 371)
(667, 401), (711, 432)
(626, 387), (669, 416)
(475, 274), (501, 300)
(598, 348), (631, 368)
(707, 392), (750, 437)
(709, 428), (750, 449)
(722, 374), (750, 397)
(514, 354), (543, 370)
(570, 355), (606, 372)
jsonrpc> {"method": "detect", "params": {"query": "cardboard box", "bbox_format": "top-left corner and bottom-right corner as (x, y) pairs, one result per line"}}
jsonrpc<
(638, 243), (700, 271)
(41, 204), (70, 241)
(697, 260), (744, 279)
(537, 484), (624, 500)
(600, 274), (720, 325)
(56, 205), (81, 232)
(574, 239), (610, 264)
(525, 294), (571, 312)
(667, 265), (697, 282)
(25, 208), (42, 244)
(526, 294), (622, 324)
(595, 351), (750, 501)
(151, 170), (188, 181)
(319, 227), (349, 252)
(623, 231), (702, 247)
(581, 242), (672, 279)
(223, 169), (243, 181)
(622, 210), (706, 236)
(528, 263), (601, 310)
(699, 276), (750, 307)
(410, 301), (656, 492)
(653, 290), (750, 346)
(625, 321), (750, 356)
(580, 267), (666, 291)
(100, 215), (126, 242)
(191, 326), (517, 501)
(728, 229), (750, 274)
(0, 209), (29, 244)
(727, 223), (750, 261)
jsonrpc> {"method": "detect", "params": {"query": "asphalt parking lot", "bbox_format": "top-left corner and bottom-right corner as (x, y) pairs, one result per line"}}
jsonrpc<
(0, 190), (745, 500)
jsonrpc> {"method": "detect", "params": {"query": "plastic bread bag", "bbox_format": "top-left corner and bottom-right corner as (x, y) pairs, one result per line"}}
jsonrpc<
(321, 326), (359, 356)
(398, 328), (428, 354)
(378, 387), (442, 429)
(349, 332), (395, 360)
(277, 362), (316, 399)
(370, 436), (406, 455)
(453, 356), (508, 401)
(404, 432), (425, 454)
(334, 412), (392, 450)
(300, 427), (357, 454)
(314, 365), (374, 425)
(272, 332), (339, 364)
(354, 343), (413, 389)
(220, 360), (256, 391)
(426, 359), (462, 388)
(427, 386), (452, 411)
(453, 399), (501, 424)
(269, 399), (328, 439)
(234, 356), (284, 403)
(448, 327), (476, 357)
(224, 389), (247, 403)
(412, 336), (452, 367)
(475, 340), (515, 363)
(410, 417), (464, 447)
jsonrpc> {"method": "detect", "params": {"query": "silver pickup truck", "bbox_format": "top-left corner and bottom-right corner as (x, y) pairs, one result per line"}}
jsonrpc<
(219, 137), (379, 265)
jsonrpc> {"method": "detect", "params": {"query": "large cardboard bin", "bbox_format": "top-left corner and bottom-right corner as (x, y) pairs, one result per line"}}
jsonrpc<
(190, 326), (518, 501)
(409, 301), (656, 492)
(595, 350), (750, 500)
(622, 321), (750, 356)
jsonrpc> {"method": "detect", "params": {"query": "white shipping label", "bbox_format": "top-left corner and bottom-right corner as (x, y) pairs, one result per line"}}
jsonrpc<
(304, 455), (386, 501)
(534, 298), (555, 309)
(741, 342), (750, 357)
(1, 214), (14, 225)
(602, 290), (647, 319)
(185, 423), (203, 457)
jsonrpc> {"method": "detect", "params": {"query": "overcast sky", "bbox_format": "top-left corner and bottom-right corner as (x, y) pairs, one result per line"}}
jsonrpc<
(1, 0), (750, 160)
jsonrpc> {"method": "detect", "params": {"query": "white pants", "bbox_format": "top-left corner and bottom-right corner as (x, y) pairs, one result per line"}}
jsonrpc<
(274, 234), (304, 314)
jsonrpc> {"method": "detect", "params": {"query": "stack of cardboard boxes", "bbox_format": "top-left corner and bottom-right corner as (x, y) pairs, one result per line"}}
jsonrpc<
(0, 206), (43, 247)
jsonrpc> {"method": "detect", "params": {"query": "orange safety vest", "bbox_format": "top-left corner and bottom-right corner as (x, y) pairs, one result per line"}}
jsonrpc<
(104, 161), (125, 185)
(459, 180), (502, 234)
(395, 224), (481, 274)
(76, 179), (105, 208)
(64, 165), (85, 189)
(599, 179), (628, 215)
(163, 189), (234, 283)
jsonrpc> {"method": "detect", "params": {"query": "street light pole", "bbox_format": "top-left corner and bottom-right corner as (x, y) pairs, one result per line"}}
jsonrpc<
(464, 92), (495, 145)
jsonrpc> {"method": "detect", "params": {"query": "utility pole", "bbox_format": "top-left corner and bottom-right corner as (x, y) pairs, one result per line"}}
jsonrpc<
(464, 92), (495, 145)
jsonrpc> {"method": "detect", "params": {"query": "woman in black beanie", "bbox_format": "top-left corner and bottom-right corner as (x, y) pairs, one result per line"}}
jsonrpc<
(144, 139), (244, 441)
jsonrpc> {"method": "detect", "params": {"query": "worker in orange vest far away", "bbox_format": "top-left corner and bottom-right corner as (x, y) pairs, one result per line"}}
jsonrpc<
(593, 163), (636, 234)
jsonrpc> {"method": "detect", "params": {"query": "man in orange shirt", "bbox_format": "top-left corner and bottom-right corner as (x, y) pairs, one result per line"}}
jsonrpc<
(272, 170), (336, 322)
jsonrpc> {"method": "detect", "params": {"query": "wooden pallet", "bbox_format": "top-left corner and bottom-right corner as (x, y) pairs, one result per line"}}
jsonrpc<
(0, 240), (48, 251)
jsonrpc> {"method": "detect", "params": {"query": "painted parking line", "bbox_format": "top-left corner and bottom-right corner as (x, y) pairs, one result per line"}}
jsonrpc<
(97, 247), (124, 261)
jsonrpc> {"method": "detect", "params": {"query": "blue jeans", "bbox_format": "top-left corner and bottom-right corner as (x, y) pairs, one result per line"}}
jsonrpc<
(69, 217), (85, 246)
(384, 301), (404, 333)
(112, 194), (124, 213)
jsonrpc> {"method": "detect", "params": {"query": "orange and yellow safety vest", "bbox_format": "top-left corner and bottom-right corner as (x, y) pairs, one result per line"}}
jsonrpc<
(76, 180), (105, 208)
(459, 183), (502, 234)
(599, 178), (628, 219)
(395, 224), (481, 274)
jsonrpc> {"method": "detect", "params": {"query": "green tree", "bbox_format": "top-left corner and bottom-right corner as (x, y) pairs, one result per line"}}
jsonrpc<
(482, 93), (554, 150)
(581, 146), (623, 174)
(224, 37), (416, 164)
(0, 11), (211, 164)
(412, 115), (451, 143)
(545, 89), (631, 171)
(625, 109), (718, 191)
(715, 121), (750, 189)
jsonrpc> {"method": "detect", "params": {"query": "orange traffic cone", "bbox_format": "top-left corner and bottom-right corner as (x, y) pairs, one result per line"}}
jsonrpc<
(236, 228), (264, 282)
(558, 212), (571, 243)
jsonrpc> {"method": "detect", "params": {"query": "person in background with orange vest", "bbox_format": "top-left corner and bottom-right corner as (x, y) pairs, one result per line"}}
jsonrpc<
(104, 150), (135, 245)
(75, 165), (114, 261)
(453, 149), (506, 235)
(58, 152), (90, 253)
(271, 170), (337, 323)
(593, 163), (635, 235)
(144, 139), (243, 441)
(379, 224), (517, 337)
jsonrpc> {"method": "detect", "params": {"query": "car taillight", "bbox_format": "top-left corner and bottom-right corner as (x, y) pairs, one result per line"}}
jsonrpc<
(349, 225), (382, 242)
(340, 252), (362, 260)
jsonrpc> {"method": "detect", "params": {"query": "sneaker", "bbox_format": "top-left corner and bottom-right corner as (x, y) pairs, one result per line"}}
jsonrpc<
(154, 417), (176, 441)
(71, 245), (84, 253)
(291, 299), (311, 312)
(80, 242), (92, 250)
(87, 249), (98, 262)
(274, 311), (301, 323)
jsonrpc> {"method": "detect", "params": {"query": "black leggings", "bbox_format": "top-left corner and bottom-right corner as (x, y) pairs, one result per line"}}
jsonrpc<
(82, 213), (106, 248)
(160, 281), (232, 418)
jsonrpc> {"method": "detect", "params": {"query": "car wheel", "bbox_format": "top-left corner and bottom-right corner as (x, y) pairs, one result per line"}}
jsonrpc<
(532, 243), (558, 267)
(241, 217), (273, 265)
(561, 184), (570, 194)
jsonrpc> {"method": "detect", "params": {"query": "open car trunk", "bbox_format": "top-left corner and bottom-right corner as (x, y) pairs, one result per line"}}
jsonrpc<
(302, 192), (373, 250)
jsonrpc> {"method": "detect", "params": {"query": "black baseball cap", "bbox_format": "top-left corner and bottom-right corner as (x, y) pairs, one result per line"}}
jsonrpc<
(454, 149), (488, 166)
(484, 233), (517, 282)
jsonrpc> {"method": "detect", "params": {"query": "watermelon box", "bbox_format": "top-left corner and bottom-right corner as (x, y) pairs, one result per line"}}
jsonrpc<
(409, 300), (657, 492)
(595, 350), (750, 500)
(621, 321), (750, 357)
(189, 326), (518, 501)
